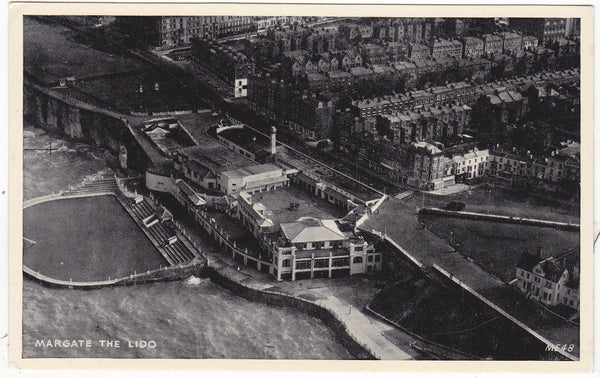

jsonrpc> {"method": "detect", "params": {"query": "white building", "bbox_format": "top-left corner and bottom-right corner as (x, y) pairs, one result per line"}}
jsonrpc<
(515, 251), (579, 310)
(219, 164), (291, 195)
(452, 149), (489, 181)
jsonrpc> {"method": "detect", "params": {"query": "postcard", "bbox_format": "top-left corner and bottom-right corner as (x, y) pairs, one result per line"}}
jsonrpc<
(7, 1), (594, 374)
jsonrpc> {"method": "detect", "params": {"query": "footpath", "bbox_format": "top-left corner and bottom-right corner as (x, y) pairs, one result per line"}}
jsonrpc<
(176, 219), (414, 360)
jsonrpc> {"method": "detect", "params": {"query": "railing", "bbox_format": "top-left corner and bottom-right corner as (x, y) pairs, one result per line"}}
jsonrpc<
(23, 260), (204, 289)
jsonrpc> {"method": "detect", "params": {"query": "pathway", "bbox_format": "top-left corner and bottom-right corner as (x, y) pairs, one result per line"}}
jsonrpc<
(173, 217), (413, 360)
(360, 197), (580, 360)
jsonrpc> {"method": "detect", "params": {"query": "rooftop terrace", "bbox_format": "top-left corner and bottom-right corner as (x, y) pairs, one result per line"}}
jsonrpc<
(250, 185), (347, 230)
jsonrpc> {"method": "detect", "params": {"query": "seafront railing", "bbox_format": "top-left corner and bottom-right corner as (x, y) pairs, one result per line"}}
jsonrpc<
(23, 260), (204, 289)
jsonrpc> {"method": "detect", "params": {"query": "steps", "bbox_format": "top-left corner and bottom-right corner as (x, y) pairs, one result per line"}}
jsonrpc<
(395, 190), (415, 201)
(64, 177), (119, 196)
(126, 196), (198, 266)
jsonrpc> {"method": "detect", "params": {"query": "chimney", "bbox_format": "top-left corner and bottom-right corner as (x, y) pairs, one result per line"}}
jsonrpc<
(537, 247), (543, 258)
(271, 126), (277, 155)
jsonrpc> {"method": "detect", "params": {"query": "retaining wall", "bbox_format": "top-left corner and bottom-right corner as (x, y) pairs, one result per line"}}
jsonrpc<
(24, 261), (206, 290)
(206, 267), (375, 360)
(418, 207), (579, 231)
(23, 79), (150, 171)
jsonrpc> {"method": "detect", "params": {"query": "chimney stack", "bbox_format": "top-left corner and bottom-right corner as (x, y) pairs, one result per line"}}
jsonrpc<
(271, 126), (277, 155)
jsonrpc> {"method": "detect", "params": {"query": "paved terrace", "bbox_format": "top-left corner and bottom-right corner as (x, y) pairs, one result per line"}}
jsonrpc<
(359, 198), (579, 360)
(171, 214), (415, 360)
(251, 186), (347, 229)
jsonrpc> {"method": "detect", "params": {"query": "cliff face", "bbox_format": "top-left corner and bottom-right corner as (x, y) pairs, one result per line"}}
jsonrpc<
(23, 84), (149, 171)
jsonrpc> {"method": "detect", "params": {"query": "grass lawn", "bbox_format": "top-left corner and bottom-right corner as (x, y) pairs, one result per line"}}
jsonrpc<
(419, 214), (580, 282)
(406, 186), (579, 223)
(75, 69), (201, 112)
(24, 17), (148, 84)
(369, 276), (552, 360)
(23, 195), (166, 282)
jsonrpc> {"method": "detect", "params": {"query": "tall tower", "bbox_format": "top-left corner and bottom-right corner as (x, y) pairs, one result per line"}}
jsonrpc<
(270, 126), (277, 155)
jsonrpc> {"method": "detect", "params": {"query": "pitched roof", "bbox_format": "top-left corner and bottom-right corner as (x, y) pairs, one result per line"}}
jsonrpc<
(176, 179), (207, 206)
(280, 217), (345, 243)
(517, 252), (543, 272)
(540, 259), (566, 283)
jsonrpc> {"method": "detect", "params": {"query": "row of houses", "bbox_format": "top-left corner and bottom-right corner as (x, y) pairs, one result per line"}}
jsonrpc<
(283, 52), (493, 92)
(191, 38), (256, 83)
(371, 103), (472, 145)
(486, 144), (581, 193)
(410, 32), (541, 61)
(247, 67), (578, 144)
(336, 129), (580, 191)
(350, 68), (579, 119)
(115, 16), (308, 50)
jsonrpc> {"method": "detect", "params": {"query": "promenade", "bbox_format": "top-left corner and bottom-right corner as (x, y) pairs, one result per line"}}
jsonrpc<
(175, 217), (415, 360)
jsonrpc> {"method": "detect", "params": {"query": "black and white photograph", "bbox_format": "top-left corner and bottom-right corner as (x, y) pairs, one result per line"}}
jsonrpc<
(8, 1), (594, 372)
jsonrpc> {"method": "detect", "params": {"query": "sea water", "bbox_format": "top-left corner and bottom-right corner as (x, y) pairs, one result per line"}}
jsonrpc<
(22, 121), (353, 359)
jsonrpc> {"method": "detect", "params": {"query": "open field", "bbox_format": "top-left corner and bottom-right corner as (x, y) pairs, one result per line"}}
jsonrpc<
(419, 214), (579, 282)
(75, 69), (203, 113)
(24, 17), (148, 84)
(251, 185), (348, 228)
(406, 186), (579, 223)
(369, 276), (553, 360)
(23, 195), (167, 281)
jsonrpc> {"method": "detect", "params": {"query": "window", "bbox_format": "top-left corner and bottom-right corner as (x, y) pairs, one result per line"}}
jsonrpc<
(282, 259), (290, 268)
(368, 255), (374, 262)
(353, 256), (363, 264)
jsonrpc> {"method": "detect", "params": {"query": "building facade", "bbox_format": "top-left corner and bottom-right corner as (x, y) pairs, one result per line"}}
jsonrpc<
(515, 251), (579, 310)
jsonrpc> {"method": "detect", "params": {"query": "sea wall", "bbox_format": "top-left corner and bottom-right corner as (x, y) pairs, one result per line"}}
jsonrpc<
(23, 81), (149, 171)
(24, 261), (206, 290)
(206, 267), (375, 360)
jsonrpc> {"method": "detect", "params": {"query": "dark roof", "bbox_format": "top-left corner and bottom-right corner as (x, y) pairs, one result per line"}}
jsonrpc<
(218, 126), (270, 154)
(540, 260), (565, 283)
(516, 252), (542, 272)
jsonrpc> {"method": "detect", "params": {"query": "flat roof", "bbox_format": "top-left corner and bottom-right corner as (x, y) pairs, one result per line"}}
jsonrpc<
(177, 138), (256, 173)
(221, 163), (281, 178)
(250, 186), (347, 230)
(218, 126), (271, 154)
